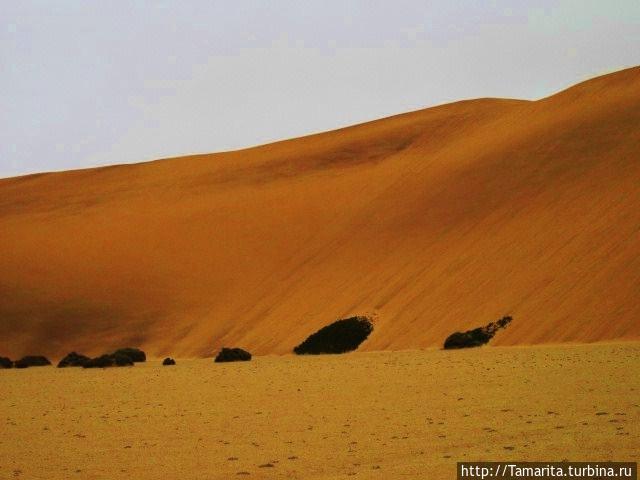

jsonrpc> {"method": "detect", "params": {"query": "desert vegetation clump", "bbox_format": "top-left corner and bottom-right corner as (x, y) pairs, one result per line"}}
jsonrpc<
(81, 347), (145, 368)
(162, 357), (176, 366)
(0, 356), (13, 369)
(57, 352), (91, 368)
(214, 347), (252, 363)
(112, 352), (135, 366)
(83, 352), (135, 368)
(443, 316), (513, 349)
(83, 354), (117, 369)
(13, 356), (52, 368)
(293, 316), (374, 355)
(112, 347), (146, 363)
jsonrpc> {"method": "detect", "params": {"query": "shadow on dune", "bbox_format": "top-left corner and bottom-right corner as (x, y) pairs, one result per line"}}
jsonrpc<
(0, 285), (155, 359)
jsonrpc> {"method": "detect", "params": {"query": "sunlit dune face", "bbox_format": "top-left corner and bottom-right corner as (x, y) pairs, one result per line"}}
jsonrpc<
(1, 67), (639, 359)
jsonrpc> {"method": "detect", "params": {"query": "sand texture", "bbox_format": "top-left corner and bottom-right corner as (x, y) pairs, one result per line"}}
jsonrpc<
(1, 343), (638, 479)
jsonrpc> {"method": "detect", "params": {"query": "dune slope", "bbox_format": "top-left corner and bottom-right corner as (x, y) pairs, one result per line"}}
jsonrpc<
(1, 67), (639, 358)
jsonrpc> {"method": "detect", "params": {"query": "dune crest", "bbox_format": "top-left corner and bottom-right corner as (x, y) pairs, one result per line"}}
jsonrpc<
(1, 67), (639, 358)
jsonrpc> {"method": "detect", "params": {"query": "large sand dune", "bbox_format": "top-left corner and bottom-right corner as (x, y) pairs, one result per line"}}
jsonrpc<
(1, 67), (639, 359)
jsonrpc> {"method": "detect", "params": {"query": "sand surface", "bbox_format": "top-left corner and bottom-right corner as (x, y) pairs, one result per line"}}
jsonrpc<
(1, 342), (638, 479)
(1, 67), (640, 358)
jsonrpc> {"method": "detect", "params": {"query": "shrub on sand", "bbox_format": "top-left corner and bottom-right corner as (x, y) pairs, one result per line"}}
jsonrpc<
(443, 316), (513, 349)
(294, 316), (374, 355)
(13, 356), (51, 368)
(214, 348), (252, 363)
(83, 353), (134, 368)
(57, 352), (91, 368)
(111, 348), (146, 363)
(0, 357), (13, 369)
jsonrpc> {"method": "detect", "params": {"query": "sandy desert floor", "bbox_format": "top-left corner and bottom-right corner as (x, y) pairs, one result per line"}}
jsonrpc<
(1, 342), (638, 479)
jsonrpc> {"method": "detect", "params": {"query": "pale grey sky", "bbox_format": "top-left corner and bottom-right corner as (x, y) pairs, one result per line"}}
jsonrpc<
(1, 1), (639, 178)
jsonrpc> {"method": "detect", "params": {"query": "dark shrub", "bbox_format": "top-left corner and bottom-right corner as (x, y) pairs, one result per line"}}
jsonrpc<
(443, 316), (513, 349)
(443, 329), (490, 349)
(214, 348), (252, 363)
(13, 356), (51, 368)
(84, 354), (115, 368)
(162, 357), (176, 366)
(0, 357), (13, 369)
(112, 353), (134, 366)
(294, 316), (374, 355)
(82, 347), (142, 369)
(57, 352), (91, 368)
(112, 348), (146, 363)
(83, 353), (133, 368)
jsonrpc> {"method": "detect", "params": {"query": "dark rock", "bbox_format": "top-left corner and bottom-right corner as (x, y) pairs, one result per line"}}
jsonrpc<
(162, 357), (176, 366)
(111, 348), (146, 363)
(13, 355), (52, 368)
(57, 352), (91, 368)
(294, 316), (374, 355)
(0, 357), (13, 369)
(83, 353), (133, 368)
(443, 316), (513, 349)
(214, 348), (252, 363)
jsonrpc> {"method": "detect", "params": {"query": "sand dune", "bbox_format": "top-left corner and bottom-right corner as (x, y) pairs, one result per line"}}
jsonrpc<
(1, 66), (639, 359)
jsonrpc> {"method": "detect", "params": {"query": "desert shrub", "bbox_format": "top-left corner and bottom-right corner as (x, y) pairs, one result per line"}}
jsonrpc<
(13, 356), (51, 368)
(443, 316), (513, 349)
(214, 348), (252, 363)
(83, 353), (133, 368)
(443, 328), (491, 349)
(83, 354), (116, 368)
(162, 357), (176, 366)
(57, 352), (91, 368)
(495, 316), (512, 329)
(0, 357), (13, 369)
(112, 353), (134, 366)
(293, 316), (374, 355)
(111, 347), (146, 363)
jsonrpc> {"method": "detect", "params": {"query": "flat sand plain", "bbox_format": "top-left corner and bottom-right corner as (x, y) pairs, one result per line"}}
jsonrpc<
(1, 342), (638, 479)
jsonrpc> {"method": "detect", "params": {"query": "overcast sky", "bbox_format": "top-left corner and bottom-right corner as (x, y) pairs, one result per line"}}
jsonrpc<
(1, 1), (639, 178)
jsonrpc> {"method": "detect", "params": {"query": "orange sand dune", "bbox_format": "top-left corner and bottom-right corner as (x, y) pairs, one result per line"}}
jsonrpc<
(1, 67), (639, 359)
